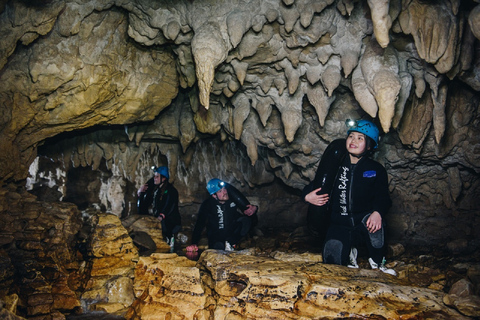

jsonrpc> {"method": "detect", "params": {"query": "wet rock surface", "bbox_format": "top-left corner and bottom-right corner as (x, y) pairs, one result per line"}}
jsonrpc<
(0, 187), (83, 318)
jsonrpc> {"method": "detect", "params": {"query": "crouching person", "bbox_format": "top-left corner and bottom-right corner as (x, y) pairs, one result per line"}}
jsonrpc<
(186, 178), (258, 252)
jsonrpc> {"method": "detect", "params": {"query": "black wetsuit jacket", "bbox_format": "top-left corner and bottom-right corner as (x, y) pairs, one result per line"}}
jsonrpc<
(329, 155), (392, 227)
(191, 197), (242, 246)
(137, 182), (182, 232)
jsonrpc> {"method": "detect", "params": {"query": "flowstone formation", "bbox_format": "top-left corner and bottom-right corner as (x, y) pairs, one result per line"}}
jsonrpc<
(1, 198), (480, 319)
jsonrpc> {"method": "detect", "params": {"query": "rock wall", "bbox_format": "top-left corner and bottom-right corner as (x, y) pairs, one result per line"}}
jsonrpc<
(0, 1), (479, 254)
(0, 187), (83, 318)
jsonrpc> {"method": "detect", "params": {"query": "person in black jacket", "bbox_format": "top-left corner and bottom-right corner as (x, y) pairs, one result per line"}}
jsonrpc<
(303, 119), (396, 275)
(186, 178), (258, 252)
(137, 166), (182, 252)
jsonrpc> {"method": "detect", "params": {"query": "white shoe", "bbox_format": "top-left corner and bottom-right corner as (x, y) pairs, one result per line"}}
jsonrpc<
(368, 257), (397, 276)
(225, 241), (234, 252)
(348, 247), (359, 268)
(167, 237), (175, 253)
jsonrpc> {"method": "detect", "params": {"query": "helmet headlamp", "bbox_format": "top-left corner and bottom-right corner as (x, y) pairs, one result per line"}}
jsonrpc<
(345, 119), (357, 128)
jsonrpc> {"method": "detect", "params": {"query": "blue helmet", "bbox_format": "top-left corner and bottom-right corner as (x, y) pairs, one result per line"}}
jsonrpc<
(207, 178), (225, 195)
(346, 119), (379, 149)
(154, 166), (169, 179)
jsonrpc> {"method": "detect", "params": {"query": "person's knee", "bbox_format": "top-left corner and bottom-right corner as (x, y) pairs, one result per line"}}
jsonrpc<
(368, 227), (384, 249)
(171, 225), (182, 235)
(211, 241), (225, 250)
(361, 214), (385, 249)
(323, 239), (343, 265)
(238, 216), (252, 236)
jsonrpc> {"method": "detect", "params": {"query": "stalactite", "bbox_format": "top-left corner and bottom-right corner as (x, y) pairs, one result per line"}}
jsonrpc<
(191, 22), (229, 109)
(306, 83), (334, 127)
(367, 0), (391, 48)
(232, 93), (251, 140)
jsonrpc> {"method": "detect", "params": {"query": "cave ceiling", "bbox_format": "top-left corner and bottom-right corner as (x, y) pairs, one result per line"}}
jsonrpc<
(0, 0), (479, 199)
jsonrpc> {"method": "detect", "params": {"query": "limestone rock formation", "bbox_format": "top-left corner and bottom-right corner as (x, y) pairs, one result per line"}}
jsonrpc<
(1, 192), (479, 319)
(122, 215), (172, 254)
(126, 249), (470, 319)
(127, 253), (202, 319)
(444, 278), (480, 317)
(81, 213), (138, 314)
(0, 188), (83, 318)
(0, 0), (480, 318)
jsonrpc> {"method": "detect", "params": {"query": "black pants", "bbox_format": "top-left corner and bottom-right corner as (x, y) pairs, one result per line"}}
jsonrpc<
(161, 219), (181, 239)
(209, 216), (252, 250)
(323, 214), (386, 266)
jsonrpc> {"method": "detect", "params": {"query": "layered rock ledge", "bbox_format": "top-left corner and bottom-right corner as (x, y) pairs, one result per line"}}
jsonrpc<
(126, 250), (471, 319)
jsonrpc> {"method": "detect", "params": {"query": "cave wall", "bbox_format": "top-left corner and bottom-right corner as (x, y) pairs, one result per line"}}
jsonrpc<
(1, 0), (480, 247)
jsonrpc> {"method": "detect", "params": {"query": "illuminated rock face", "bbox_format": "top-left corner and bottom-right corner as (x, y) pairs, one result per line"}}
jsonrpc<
(0, 0), (479, 289)
(127, 250), (472, 319)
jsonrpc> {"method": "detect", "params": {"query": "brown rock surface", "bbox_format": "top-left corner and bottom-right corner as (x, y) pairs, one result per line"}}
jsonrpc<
(122, 215), (171, 254)
(126, 249), (471, 319)
(81, 213), (138, 314)
(0, 194), (479, 319)
(127, 253), (202, 319)
(0, 189), (82, 317)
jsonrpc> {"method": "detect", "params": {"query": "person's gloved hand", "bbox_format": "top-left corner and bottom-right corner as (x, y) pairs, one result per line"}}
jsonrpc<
(244, 204), (258, 216)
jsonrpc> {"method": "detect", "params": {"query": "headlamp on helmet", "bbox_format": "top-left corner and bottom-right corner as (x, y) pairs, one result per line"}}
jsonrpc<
(345, 119), (357, 128)
(207, 178), (226, 195)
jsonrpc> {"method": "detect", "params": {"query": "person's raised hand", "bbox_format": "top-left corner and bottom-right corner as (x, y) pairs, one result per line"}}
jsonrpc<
(138, 183), (148, 195)
(304, 188), (329, 206)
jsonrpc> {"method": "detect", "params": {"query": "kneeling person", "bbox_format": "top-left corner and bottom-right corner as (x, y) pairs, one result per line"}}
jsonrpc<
(305, 119), (396, 276)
